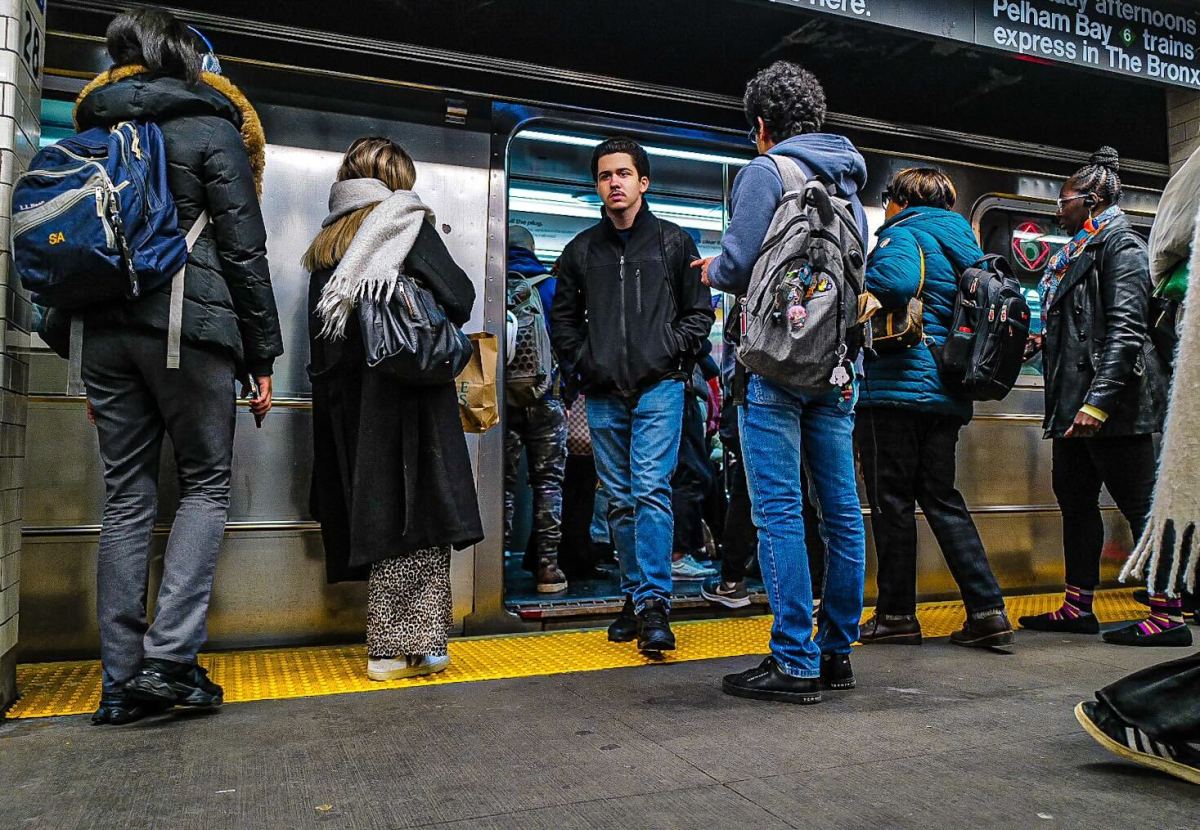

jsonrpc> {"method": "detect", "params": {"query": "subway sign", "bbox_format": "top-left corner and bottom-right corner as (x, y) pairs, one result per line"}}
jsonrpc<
(770, 0), (1200, 89)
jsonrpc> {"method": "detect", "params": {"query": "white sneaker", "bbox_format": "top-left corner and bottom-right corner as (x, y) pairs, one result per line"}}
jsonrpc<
(671, 555), (718, 581)
(367, 654), (451, 681)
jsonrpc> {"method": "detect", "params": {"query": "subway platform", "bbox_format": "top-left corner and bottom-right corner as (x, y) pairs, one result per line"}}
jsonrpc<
(1, 590), (1196, 829)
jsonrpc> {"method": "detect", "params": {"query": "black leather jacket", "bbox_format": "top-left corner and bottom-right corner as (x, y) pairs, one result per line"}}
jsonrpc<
(1042, 214), (1168, 438)
(550, 206), (714, 397)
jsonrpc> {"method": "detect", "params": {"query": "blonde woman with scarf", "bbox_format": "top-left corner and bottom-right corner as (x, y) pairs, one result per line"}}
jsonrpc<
(305, 137), (482, 681)
(1017, 148), (1179, 647)
(1072, 197), (1200, 787)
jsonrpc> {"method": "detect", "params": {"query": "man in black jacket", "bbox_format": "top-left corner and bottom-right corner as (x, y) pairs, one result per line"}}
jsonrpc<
(551, 137), (714, 653)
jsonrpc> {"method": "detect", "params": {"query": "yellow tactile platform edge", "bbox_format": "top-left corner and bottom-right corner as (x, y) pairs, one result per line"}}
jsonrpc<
(5, 589), (1145, 719)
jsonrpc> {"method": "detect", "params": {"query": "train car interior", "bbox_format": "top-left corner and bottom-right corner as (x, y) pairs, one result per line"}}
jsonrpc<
(502, 122), (746, 614)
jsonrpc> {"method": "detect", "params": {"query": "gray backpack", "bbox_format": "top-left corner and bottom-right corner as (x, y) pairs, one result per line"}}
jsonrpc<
(736, 156), (866, 394)
(505, 272), (555, 407)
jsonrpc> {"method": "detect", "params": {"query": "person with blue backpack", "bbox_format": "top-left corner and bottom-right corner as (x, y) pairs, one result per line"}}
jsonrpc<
(25, 8), (282, 725)
(854, 168), (1015, 651)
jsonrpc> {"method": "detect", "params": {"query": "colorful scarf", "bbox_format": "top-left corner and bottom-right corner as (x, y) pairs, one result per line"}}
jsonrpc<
(1039, 205), (1123, 307)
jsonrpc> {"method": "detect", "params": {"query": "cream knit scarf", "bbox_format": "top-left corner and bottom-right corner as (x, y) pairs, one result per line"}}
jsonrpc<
(315, 177), (433, 340)
(1121, 205), (1200, 596)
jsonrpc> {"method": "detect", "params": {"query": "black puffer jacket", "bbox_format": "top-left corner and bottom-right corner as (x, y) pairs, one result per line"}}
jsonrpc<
(1042, 214), (1168, 438)
(550, 205), (714, 397)
(43, 71), (282, 377)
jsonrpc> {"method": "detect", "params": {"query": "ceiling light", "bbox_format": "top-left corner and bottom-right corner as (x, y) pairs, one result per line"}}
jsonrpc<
(515, 130), (750, 168)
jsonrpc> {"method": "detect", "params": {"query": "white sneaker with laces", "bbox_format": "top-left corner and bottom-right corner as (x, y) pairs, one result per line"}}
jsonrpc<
(367, 654), (451, 681)
(672, 554), (718, 581)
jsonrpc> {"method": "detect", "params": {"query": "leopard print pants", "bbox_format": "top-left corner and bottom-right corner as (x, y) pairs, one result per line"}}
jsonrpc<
(367, 545), (453, 658)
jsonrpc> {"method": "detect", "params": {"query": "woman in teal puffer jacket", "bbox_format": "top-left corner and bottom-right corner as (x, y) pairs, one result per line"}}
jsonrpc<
(855, 168), (1014, 651)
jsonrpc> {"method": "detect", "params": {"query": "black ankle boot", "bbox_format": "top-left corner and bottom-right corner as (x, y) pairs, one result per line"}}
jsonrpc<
(859, 614), (922, 645)
(636, 599), (675, 653)
(950, 611), (1015, 651)
(607, 596), (638, 643)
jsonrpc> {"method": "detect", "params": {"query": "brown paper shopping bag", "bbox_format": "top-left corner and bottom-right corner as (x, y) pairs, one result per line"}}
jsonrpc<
(456, 332), (500, 433)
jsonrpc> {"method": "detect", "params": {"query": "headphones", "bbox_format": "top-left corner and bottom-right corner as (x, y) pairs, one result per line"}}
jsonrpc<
(187, 25), (222, 75)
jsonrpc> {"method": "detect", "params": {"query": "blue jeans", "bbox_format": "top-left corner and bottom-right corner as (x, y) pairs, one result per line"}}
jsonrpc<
(587, 380), (685, 612)
(590, 484), (611, 545)
(739, 375), (866, 678)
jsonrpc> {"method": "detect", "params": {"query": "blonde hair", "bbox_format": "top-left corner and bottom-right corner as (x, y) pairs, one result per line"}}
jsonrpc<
(303, 136), (418, 272)
(889, 167), (957, 210)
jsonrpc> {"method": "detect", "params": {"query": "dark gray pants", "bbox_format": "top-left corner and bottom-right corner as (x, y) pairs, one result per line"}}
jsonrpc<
(82, 327), (236, 693)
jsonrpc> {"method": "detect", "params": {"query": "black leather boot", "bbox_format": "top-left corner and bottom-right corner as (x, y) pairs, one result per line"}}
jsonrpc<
(950, 611), (1016, 651)
(859, 614), (923, 645)
(607, 596), (638, 643)
(636, 599), (676, 653)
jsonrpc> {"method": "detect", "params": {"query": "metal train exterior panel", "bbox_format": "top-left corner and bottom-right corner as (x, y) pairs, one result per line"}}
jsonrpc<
(15, 62), (1164, 661)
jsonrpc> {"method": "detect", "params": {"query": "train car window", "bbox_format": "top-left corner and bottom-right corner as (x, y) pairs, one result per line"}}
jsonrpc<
(978, 208), (1061, 379)
(507, 127), (749, 360)
(978, 202), (1155, 377)
(39, 97), (76, 147)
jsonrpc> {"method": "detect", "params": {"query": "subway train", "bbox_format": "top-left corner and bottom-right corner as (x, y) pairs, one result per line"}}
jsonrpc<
(18, 18), (1168, 661)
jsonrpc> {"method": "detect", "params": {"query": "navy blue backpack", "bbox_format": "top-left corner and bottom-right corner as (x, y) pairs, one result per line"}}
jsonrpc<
(12, 121), (208, 382)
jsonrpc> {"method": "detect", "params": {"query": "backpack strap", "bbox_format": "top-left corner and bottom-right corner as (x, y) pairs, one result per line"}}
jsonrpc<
(66, 317), (85, 397)
(916, 245), (927, 298)
(767, 154), (808, 194)
(166, 211), (210, 370)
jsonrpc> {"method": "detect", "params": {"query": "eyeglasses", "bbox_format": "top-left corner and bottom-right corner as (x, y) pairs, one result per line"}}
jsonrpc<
(1056, 195), (1089, 209)
(746, 125), (758, 143)
(881, 189), (894, 207)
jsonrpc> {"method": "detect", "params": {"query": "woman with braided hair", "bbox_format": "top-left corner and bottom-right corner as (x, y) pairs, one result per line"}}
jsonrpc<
(1018, 147), (1181, 647)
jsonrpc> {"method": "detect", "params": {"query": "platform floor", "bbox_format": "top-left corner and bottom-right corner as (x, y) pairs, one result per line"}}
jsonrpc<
(2, 597), (1197, 828)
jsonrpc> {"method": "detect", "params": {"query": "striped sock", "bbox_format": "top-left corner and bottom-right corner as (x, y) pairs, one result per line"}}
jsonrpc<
(1137, 594), (1185, 635)
(1048, 585), (1095, 621)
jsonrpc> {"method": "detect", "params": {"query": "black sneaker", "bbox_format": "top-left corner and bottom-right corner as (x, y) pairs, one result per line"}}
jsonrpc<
(1075, 700), (1200, 786)
(91, 692), (169, 726)
(701, 578), (751, 609)
(1017, 611), (1100, 634)
(1102, 621), (1194, 648)
(636, 599), (676, 653)
(820, 653), (854, 690)
(124, 658), (223, 707)
(722, 657), (822, 705)
(607, 596), (638, 643)
(950, 611), (1016, 652)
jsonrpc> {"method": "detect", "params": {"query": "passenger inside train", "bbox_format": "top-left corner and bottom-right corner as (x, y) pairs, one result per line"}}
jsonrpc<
(5, 2), (1200, 809)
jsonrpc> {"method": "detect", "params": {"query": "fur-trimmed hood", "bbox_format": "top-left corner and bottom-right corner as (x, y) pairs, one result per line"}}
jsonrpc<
(74, 65), (265, 194)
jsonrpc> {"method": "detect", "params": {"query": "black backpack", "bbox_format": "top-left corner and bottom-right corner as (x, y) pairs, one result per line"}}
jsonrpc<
(938, 255), (1030, 401)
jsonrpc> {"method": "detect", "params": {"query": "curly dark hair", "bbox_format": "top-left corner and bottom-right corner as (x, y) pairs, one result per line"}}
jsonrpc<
(743, 61), (827, 142)
(590, 136), (651, 182)
(1066, 146), (1123, 206)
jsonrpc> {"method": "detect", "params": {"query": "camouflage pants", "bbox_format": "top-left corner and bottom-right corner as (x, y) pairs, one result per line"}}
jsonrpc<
(504, 397), (567, 556)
